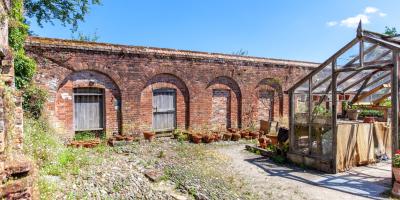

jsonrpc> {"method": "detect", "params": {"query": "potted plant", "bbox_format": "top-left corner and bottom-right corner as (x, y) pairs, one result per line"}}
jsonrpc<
(231, 132), (241, 141)
(392, 150), (400, 197)
(223, 132), (232, 141)
(240, 130), (249, 138)
(143, 130), (156, 141)
(213, 131), (221, 142)
(250, 131), (260, 139)
(347, 107), (360, 120)
(202, 131), (215, 143)
(191, 133), (203, 144)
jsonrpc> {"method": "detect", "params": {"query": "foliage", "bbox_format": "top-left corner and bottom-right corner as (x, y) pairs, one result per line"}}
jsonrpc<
(231, 49), (248, 56)
(380, 98), (391, 107)
(359, 109), (384, 118)
(72, 30), (100, 42)
(312, 105), (331, 117)
(23, 116), (109, 197)
(9, 0), (37, 89)
(22, 84), (48, 118)
(74, 130), (105, 140)
(385, 26), (397, 37)
(394, 150), (400, 168)
(24, 0), (101, 32)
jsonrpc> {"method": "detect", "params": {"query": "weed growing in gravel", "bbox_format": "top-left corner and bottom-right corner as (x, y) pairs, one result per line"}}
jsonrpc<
(23, 117), (110, 199)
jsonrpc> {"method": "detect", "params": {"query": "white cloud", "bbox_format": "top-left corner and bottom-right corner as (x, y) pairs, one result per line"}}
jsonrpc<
(327, 21), (338, 27)
(364, 6), (378, 14)
(379, 12), (387, 17)
(327, 6), (386, 28)
(340, 14), (370, 28)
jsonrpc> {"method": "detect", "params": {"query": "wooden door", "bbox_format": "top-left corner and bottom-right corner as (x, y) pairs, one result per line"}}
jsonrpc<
(152, 89), (176, 131)
(74, 88), (104, 131)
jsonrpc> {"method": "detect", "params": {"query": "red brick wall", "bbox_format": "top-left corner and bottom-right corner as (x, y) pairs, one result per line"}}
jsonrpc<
(25, 37), (317, 138)
(55, 70), (121, 138)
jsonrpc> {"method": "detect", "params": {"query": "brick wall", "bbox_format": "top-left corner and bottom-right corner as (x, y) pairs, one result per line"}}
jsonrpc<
(25, 37), (318, 138)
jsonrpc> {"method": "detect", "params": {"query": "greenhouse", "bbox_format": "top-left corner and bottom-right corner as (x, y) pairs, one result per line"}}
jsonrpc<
(287, 22), (399, 173)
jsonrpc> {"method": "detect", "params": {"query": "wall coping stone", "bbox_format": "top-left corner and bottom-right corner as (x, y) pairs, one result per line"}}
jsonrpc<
(26, 36), (320, 69)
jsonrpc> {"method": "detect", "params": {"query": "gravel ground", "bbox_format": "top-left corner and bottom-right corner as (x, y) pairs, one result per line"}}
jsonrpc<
(43, 138), (390, 200)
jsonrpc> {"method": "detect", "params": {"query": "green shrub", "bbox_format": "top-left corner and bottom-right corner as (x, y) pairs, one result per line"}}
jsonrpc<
(359, 109), (384, 118)
(22, 84), (48, 119)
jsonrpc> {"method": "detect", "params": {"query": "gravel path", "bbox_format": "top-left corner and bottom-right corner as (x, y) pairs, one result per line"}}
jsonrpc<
(217, 144), (391, 200)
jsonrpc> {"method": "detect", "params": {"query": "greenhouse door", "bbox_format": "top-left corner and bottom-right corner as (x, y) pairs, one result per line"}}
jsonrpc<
(74, 88), (104, 131)
(152, 89), (176, 131)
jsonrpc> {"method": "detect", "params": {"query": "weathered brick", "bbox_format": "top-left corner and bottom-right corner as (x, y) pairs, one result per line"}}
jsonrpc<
(25, 37), (317, 138)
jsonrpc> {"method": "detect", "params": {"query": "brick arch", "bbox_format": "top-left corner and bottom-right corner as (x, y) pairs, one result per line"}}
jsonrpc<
(56, 70), (122, 138)
(256, 78), (284, 120)
(206, 76), (242, 128)
(140, 73), (190, 130)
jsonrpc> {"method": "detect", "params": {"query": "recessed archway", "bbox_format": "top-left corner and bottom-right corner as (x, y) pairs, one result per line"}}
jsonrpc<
(140, 73), (190, 131)
(207, 76), (242, 129)
(56, 70), (122, 138)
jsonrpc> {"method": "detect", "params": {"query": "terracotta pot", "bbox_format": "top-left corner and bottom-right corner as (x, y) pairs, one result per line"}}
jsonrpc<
(202, 135), (214, 143)
(312, 95), (320, 101)
(115, 135), (124, 141)
(393, 181), (400, 198)
(258, 137), (266, 144)
(213, 133), (221, 142)
(250, 131), (260, 139)
(240, 131), (249, 138)
(244, 135), (252, 140)
(347, 109), (360, 120)
(363, 117), (375, 123)
(345, 94), (351, 100)
(231, 133), (241, 141)
(143, 131), (156, 141)
(259, 142), (267, 149)
(266, 135), (278, 145)
(394, 167), (400, 183)
(191, 134), (203, 144)
(338, 95), (344, 101)
(223, 133), (232, 141)
(227, 128), (237, 133)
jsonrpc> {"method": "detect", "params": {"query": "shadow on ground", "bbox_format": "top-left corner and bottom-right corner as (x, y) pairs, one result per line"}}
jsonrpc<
(245, 156), (391, 200)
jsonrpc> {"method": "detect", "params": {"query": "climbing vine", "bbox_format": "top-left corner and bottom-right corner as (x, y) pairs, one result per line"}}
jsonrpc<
(8, 0), (36, 89)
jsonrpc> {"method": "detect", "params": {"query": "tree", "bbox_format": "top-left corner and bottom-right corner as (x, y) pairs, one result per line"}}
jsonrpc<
(384, 26), (397, 37)
(24, 0), (101, 31)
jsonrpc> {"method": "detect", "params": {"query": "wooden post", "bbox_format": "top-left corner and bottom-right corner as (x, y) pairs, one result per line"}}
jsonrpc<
(289, 92), (295, 152)
(392, 50), (399, 162)
(332, 58), (338, 173)
(308, 78), (312, 155)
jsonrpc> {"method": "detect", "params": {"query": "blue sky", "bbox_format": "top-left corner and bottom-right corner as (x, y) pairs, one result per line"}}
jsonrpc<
(28, 0), (400, 62)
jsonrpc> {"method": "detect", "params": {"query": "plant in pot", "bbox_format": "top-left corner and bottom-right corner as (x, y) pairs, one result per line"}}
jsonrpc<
(223, 132), (232, 141)
(191, 133), (203, 144)
(202, 129), (215, 143)
(212, 131), (221, 142)
(240, 130), (249, 138)
(231, 132), (241, 141)
(345, 104), (360, 121)
(392, 150), (400, 196)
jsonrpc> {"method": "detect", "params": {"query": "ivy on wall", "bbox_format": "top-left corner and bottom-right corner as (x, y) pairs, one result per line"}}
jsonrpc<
(8, 0), (36, 89)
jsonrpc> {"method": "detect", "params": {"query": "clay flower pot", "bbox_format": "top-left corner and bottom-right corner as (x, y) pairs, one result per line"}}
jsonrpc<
(240, 131), (249, 138)
(223, 133), (232, 141)
(250, 131), (260, 139)
(227, 128), (237, 133)
(347, 109), (360, 120)
(363, 117), (375, 123)
(213, 133), (221, 142)
(231, 133), (241, 141)
(143, 131), (156, 141)
(394, 167), (400, 182)
(191, 134), (203, 144)
(202, 134), (214, 143)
